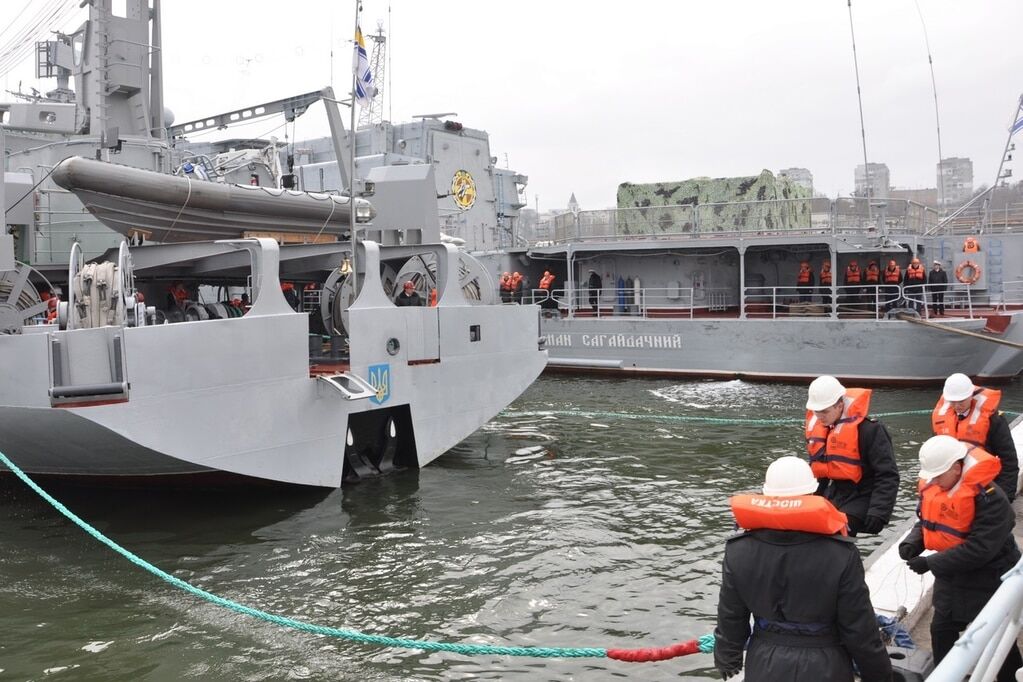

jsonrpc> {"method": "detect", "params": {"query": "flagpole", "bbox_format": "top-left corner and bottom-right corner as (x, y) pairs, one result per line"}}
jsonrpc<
(349, 1), (361, 288)
(846, 0), (872, 221)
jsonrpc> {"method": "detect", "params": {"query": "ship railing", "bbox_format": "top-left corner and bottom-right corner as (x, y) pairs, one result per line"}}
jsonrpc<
(900, 282), (983, 319)
(926, 555), (1023, 682)
(542, 287), (729, 319)
(926, 186), (1023, 236)
(743, 285), (901, 319)
(549, 197), (939, 243)
(997, 281), (1023, 311)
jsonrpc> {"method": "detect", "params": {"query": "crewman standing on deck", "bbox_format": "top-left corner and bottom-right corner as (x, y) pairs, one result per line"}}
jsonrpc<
(899, 436), (1021, 681)
(796, 261), (814, 303)
(804, 375), (900, 536)
(933, 373), (1018, 500)
(714, 456), (892, 681)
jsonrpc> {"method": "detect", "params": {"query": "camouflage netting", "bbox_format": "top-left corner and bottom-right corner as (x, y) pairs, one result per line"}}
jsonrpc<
(614, 170), (813, 236)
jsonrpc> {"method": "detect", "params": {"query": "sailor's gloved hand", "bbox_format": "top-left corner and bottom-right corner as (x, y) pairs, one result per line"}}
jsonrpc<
(718, 666), (741, 680)
(861, 515), (886, 534)
(907, 556), (930, 575)
(898, 544), (919, 561)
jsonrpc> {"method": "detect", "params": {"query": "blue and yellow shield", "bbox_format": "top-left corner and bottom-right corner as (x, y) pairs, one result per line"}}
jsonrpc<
(368, 363), (391, 405)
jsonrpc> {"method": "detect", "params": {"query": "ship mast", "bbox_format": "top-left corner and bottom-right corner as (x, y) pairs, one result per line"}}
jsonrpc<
(357, 23), (386, 127)
(846, 0), (872, 221)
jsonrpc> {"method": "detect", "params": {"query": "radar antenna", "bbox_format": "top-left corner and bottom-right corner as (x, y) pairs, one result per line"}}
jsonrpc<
(357, 23), (386, 127)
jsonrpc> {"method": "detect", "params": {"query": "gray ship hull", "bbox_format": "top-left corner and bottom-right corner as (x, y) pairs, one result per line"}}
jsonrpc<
(541, 314), (1023, 383)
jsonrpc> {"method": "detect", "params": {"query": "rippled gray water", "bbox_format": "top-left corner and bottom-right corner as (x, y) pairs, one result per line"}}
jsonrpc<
(3, 377), (1022, 681)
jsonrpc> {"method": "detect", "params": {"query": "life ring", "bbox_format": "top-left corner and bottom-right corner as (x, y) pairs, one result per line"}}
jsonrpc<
(955, 260), (981, 285)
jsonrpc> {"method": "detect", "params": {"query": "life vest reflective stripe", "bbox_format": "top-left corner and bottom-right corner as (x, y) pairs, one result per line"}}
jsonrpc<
(919, 447), (1001, 551)
(797, 267), (812, 285)
(730, 494), (848, 536)
(883, 267), (901, 284)
(845, 266), (861, 284)
(820, 266), (833, 285)
(906, 265), (925, 282)
(865, 264), (880, 284)
(963, 237), (980, 253)
(932, 387), (1001, 447)
(805, 388), (871, 483)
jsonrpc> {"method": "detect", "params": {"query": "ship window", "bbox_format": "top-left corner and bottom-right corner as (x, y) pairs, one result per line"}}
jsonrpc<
(72, 31), (84, 68)
(469, 325), (481, 343)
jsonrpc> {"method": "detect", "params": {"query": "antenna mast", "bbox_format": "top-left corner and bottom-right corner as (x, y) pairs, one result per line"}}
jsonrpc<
(846, 0), (871, 216)
(358, 23), (386, 127)
(914, 0), (944, 211)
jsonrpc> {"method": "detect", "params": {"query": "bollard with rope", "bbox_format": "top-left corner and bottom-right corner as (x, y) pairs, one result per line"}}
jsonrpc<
(0, 450), (713, 663)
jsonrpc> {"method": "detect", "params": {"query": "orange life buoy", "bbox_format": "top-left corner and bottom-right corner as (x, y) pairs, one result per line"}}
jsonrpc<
(955, 260), (981, 285)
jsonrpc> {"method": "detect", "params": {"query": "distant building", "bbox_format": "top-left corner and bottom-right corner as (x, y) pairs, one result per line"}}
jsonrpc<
(854, 163), (890, 199)
(778, 167), (813, 194)
(567, 193), (580, 214)
(937, 157), (973, 208)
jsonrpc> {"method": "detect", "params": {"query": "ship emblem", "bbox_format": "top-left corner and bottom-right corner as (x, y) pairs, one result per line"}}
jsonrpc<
(451, 170), (477, 210)
(368, 363), (391, 405)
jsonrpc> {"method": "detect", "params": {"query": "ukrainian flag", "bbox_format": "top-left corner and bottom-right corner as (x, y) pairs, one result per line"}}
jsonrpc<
(353, 25), (377, 108)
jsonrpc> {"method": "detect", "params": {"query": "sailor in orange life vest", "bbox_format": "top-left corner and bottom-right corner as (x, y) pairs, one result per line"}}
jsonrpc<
(933, 373), (1018, 500)
(795, 261), (814, 303)
(805, 375), (899, 535)
(899, 436), (1022, 680)
(714, 456), (892, 682)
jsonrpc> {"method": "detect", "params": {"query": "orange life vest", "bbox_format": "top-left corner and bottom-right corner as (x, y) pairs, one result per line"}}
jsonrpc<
(805, 388), (871, 483)
(905, 264), (925, 282)
(429, 288), (438, 307)
(499, 275), (512, 292)
(797, 265), (812, 285)
(932, 387), (1001, 447)
(539, 273), (555, 290)
(730, 494), (848, 536)
(918, 447), (1001, 551)
(963, 237), (980, 253)
(820, 264), (833, 285)
(865, 263), (880, 284)
(883, 265), (901, 284)
(845, 264), (861, 284)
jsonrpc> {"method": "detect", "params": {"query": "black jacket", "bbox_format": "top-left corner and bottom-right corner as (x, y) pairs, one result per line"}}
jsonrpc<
(715, 529), (892, 681)
(395, 291), (423, 307)
(900, 484), (1020, 622)
(927, 268), (949, 291)
(984, 412), (1019, 502)
(815, 418), (900, 529)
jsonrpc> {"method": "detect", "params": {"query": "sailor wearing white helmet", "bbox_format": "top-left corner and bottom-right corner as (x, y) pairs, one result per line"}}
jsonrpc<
(714, 456), (892, 682)
(932, 372), (1018, 500)
(803, 375), (899, 536)
(899, 435), (1021, 680)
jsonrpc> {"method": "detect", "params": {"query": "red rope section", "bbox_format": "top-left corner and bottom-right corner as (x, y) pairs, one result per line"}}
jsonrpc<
(606, 639), (702, 662)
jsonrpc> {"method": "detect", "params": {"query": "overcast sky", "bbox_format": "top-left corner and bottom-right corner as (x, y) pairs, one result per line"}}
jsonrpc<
(3, 1), (1022, 210)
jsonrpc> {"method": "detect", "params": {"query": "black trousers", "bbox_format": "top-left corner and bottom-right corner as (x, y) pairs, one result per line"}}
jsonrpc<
(931, 291), (945, 314)
(932, 616), (1022, 681)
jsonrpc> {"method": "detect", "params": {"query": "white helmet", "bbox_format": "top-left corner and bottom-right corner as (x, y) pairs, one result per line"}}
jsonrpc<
(918, 435), (968, 482)
(943, 373), (975, 402)
(762, 456), (819, 496)
(806, 375), (846, 411)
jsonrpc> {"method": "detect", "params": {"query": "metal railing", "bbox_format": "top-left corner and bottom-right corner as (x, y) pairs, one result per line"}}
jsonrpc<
(509, 282), (1007, 322)
(927, 186), (1023, 236)
(541, 197), (941, 244)
(927, 557), (1023, 682)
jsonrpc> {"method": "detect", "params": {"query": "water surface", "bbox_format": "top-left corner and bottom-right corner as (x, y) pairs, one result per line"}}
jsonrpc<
(2, 377), (1020, 680)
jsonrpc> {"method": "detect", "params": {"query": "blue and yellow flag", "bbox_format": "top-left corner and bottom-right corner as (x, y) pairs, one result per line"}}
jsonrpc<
(353, 25), (377, 108)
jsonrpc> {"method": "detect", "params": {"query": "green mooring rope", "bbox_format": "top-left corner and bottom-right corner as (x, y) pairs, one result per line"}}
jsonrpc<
(0, 450), (714, 660)
(501, 408), (1021, 426)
